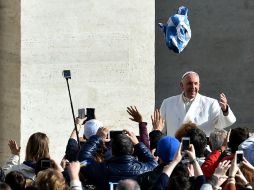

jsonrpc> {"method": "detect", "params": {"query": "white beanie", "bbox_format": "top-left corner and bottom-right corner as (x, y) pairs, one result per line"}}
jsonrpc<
(83, 119), (103, 139)
(200, 184), (213, 190)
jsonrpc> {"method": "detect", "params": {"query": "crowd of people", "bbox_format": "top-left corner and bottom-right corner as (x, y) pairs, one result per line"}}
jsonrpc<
(0, 71), (253, 190)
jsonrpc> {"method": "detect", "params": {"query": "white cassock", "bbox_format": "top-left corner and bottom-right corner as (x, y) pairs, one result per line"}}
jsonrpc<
(160, 93), (236, 136)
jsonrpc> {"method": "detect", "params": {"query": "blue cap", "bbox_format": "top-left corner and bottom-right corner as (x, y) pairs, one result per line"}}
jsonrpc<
(157, 136), (180, 162)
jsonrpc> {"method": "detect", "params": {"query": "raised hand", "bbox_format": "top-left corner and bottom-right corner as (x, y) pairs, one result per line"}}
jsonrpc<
(151, 109), (165, 131)
(60, 158), (70, 169)
(221, 129), (231, 150)
(125, 129), (139, 145)
(8, 140), (21, 155)
(127, 106), (143, 123)
(185, 144), (196, 161)
(67, 161), (80, 181)
(219, 93), (228, 112)
(75, 117), (86, 126)
(214, 160), (231, 187)
(214, 160), (231, 176)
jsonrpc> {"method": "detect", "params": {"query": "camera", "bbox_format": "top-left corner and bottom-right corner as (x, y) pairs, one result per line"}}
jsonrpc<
(40, 160), (52, 169)
(86, 108), (95, 121)
(181, 137), (190, 151)
(236, 150), (243, 164)
(78, 108), (86, 119)
(62, 70), (71, 79)
(109, 130), (126, 139)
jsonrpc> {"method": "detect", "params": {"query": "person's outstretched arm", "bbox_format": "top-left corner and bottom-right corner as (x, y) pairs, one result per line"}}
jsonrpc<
(217, 93), (236, 127)
(67, 161), (83, 190)
(149, 109), (165, 153)
(3, 140), (21, 173)
(127, 106), (150, 149)
(65, 117), (85, 162)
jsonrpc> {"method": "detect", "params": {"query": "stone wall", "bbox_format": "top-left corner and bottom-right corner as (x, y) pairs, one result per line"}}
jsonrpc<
(0, 0), (20, 166)
(19, 0), (154, 163)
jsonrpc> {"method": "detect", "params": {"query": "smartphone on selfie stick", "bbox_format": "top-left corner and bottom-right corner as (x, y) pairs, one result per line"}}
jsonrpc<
(63, 70), (80, 149)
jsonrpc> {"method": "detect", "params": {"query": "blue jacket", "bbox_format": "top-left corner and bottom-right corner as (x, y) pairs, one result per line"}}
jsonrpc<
(239, 135), (254, 166)
(79, 135), (158, 190)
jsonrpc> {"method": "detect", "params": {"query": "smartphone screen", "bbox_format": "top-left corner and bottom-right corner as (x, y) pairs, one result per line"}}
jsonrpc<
(86, 108), (95, 121)
(182, 137), (190, 151)
(78, 108), (86, 119)
(236, 150), (243, 164)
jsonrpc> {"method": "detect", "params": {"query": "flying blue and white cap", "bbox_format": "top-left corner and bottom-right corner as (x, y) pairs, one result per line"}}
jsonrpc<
(159, 6), (191, 53)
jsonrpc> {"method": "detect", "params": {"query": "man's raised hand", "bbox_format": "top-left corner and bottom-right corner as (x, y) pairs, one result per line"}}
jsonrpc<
(127, 106), (143, 123)
(151, 109), (165, 131)
(8, 140), (21, 155)
(219, 93), (228, 113)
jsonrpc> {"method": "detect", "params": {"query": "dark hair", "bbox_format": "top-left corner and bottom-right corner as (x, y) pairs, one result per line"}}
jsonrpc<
(149, 130), (165, 150)
(170, 162), (189, 178)
(184, 128), (207, 157)
(5, 171), (26, 190)
(228, 127), (249, 154)
(168, 176), (191, 190)
(93, 142), (107, 163)
(111, 134), (133, 156)
(0, 182), (11, 190)
(167, 163), (191, 190)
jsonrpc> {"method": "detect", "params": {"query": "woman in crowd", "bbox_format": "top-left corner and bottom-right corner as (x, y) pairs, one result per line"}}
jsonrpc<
(3, 132), (50, 181)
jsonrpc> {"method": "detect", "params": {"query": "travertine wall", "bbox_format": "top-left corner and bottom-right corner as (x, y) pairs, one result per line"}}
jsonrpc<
(0, 1), (20, 166)
(0, 0), (154, 164)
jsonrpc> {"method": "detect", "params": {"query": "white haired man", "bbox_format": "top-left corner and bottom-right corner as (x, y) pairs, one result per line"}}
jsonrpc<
(160, 71), (236, 136)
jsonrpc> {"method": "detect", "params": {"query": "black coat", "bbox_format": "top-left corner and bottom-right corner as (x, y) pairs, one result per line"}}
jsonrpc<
(137, 163), (167, 190)
(79, 135), (158, 190)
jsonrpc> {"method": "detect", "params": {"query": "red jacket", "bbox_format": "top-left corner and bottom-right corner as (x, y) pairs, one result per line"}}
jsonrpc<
(201, 149), (223, 178)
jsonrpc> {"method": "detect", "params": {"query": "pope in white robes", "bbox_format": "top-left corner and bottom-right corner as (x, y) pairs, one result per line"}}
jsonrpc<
(160, 71), (236, 136)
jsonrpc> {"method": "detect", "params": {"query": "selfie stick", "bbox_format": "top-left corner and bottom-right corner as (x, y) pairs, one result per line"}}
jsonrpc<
(63, 71), (81, 149)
